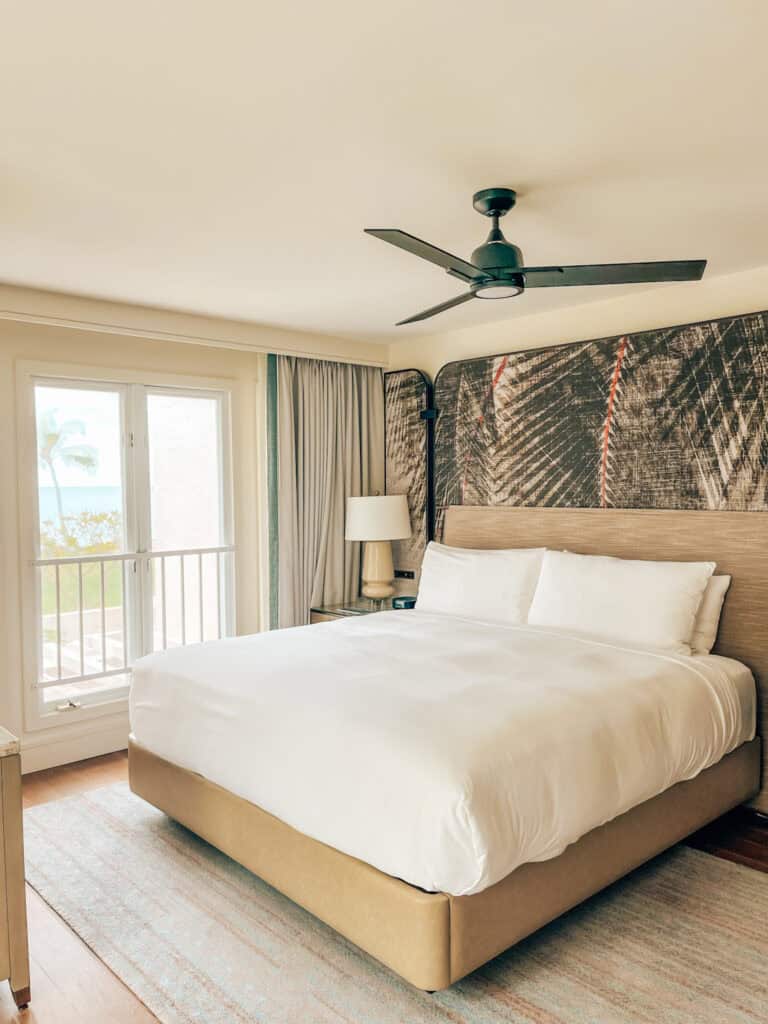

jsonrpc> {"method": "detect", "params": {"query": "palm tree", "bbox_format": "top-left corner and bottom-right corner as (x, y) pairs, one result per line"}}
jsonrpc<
(37, 410), (99, 533)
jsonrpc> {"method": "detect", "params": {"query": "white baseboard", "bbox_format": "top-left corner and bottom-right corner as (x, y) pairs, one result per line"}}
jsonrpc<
(21, 717), (130, 774)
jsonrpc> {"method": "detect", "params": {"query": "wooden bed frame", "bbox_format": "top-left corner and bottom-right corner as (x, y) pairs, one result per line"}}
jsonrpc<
(129, 506), (765, 991)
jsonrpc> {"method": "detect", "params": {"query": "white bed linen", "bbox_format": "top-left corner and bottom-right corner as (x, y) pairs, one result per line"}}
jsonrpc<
(129, 611), (755, 897)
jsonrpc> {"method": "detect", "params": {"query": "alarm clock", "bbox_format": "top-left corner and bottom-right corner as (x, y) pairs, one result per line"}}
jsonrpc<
(392, 595), (417, 609)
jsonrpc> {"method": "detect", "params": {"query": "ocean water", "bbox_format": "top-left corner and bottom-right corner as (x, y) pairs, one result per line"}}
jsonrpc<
(38, 486), (122, 524)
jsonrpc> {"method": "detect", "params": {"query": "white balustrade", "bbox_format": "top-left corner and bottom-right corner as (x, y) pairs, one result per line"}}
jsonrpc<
(33, 546), (234, 689)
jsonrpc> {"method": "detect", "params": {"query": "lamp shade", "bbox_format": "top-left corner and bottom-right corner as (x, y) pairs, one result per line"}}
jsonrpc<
(345, 495), (411, 541)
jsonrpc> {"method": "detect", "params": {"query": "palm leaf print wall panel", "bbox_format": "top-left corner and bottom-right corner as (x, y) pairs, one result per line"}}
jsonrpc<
(385, 369), (432, 576)
(434, 309), (768, 534)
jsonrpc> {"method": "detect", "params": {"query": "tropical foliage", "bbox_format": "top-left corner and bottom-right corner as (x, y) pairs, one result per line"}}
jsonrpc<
(432, 310), (768, 529)
(40, 510), (121, 559)
(37, 410), (99, 525)
(384, 370), (430, 574)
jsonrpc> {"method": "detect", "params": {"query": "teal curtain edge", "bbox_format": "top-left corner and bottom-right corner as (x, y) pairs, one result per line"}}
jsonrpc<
(267, 353), (279, 629)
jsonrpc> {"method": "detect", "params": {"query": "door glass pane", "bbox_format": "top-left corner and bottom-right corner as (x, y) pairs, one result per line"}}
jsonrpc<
(35, 385), (125, 556)
(147, 393), (223, 550)
(34, 384), (128, 702)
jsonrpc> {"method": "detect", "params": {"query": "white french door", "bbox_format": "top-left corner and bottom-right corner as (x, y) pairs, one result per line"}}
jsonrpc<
(23, 376), (234, 726)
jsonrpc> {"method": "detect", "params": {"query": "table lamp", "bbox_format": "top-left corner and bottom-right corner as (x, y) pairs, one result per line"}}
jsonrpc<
(345, 495), (411, 598)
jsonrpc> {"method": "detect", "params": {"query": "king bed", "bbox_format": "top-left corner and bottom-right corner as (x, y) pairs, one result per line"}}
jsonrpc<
(128, 507), (765, 991)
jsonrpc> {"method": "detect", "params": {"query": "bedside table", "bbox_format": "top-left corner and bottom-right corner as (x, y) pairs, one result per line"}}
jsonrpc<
(0, 728), (30, 1009)
(310, 596), (398, 624)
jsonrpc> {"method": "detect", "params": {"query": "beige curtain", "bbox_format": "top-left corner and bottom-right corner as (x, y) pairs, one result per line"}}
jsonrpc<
(270, 356), (384, 627)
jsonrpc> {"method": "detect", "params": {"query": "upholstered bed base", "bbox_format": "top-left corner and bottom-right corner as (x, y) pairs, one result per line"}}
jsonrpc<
(128, 736), (761, 991)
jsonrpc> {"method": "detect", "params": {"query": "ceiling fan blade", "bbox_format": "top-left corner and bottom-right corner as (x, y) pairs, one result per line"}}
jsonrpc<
(521, 259), (706, 288)
(365, 228), (486, 282)
(396, 290), (476, 326)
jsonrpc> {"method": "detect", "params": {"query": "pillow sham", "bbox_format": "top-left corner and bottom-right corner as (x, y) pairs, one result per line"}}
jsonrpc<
(527, 550), (715, 654)
(690, 574), (731, 655)
(416, 542), (545, 625)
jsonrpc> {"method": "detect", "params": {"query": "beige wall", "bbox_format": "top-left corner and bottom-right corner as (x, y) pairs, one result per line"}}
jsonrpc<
(0, 287), (387, 771)
(387, 265), (768, 380)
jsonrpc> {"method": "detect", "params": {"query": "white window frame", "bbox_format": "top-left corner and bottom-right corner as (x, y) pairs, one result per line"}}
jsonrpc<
(16, 360), (236, 733)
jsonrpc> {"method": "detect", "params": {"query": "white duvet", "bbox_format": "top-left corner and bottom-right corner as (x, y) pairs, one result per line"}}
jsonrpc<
(129, 610), (755, 896)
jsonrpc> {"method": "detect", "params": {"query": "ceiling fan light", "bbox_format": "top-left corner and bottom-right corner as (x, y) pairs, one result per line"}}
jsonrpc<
(472, 279), (523, 299)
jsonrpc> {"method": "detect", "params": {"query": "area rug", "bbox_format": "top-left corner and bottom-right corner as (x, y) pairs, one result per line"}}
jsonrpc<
(24, 784), (768, 1024)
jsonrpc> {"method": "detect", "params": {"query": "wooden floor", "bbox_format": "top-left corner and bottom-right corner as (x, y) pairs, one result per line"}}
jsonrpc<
(0, 752), (155, 1024)
(687, 805), (768, 872)
(1, 751), (767, 1022)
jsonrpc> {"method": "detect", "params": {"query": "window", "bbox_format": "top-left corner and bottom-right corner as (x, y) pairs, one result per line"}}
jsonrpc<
(24, 375), (234, 723)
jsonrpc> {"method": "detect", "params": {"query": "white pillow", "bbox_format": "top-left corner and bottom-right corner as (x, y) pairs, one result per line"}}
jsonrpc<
(690, 574), (731, 655)
(416, 542), (545, 625)
(527, 550), (715, 654)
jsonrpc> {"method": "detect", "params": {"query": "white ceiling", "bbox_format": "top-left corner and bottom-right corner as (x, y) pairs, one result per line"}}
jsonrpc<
(4, 1), (768, 344)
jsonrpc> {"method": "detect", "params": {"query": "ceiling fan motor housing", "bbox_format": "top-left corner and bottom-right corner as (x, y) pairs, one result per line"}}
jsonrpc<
(471, 238), (524, 274)
(471, 235), (525, 297)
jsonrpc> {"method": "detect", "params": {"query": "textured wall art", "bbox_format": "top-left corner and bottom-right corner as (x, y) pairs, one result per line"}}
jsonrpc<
(384, 369), (432, 577)
(434, 310), (768, 534)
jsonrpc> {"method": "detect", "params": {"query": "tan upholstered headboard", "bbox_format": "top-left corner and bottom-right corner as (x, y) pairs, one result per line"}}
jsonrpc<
(443, 506), (767, 812)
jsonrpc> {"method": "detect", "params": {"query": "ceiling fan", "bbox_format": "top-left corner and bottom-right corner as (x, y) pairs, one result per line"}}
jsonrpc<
(365, 188), (706, 326)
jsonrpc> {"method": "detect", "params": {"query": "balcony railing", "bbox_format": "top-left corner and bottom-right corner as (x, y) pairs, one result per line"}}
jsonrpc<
(33, 545), (234, 691)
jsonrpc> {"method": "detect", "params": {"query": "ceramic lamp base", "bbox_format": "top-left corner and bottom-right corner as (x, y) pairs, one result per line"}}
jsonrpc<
(361, 540), (395, 599)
